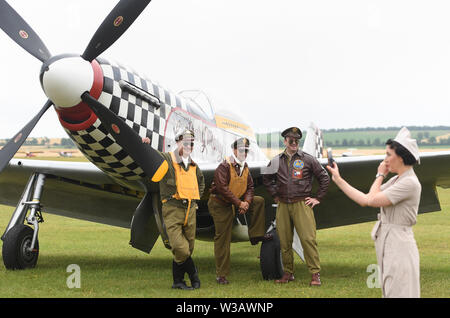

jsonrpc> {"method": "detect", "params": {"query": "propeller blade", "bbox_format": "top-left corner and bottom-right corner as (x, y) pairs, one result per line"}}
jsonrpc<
(0, 0), (51, 62)
(81, 0), (152, 61)
(81, 92), (168, 182)
(0, 100), (53, 173)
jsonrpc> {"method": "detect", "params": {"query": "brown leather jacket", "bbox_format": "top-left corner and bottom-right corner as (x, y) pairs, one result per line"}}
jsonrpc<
(263, 150), (329, 203)
(209, 156), (254, 207)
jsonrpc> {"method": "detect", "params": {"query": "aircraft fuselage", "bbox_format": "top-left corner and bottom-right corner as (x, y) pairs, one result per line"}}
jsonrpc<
(47, 56), (267, 183)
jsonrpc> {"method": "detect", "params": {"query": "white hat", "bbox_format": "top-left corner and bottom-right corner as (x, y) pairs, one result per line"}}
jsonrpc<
(394, 127), (420, 164)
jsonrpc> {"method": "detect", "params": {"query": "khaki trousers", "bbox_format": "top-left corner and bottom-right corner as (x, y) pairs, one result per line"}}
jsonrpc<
(208, 196), (266, 277)
(276, 201), (320, 274)
(162, 202), (196, 264)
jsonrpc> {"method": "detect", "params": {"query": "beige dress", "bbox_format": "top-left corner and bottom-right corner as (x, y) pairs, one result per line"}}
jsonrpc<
(371, 168), (421, 298)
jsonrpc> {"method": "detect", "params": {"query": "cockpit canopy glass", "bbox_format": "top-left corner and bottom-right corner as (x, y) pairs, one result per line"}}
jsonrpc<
(178, 90), (215, 122)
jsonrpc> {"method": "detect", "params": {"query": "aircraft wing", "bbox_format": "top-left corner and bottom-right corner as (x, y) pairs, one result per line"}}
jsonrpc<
(1, 150), (448, 234)
(248, 151), (450, 230)
(0, 159), (144, 228)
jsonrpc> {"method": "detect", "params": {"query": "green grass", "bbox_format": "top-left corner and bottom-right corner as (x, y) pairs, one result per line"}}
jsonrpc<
(0, 188), (448, 298)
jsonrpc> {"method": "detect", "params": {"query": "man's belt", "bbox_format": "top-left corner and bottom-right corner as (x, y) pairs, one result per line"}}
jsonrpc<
(278, 197), (308, 204)
(162, 198), (191, 205)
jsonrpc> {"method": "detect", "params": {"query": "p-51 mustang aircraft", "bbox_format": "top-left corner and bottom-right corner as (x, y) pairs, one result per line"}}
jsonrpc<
(0, 0), (449, 279)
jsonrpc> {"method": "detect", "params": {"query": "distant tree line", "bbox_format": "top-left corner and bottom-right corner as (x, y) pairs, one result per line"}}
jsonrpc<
(0, 138), (76, 148)
(324, 136), (450, 147)
(256, 126), (450, 148)
(323, 129), (450, 147)
(323, 126), (450, 132)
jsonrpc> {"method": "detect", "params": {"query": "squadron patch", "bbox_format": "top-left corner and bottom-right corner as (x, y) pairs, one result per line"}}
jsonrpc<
(293, 159), (304, 170)
(292, 169), (303, 179)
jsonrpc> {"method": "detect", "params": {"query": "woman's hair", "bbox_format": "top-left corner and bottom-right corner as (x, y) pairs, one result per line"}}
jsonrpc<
(385, 139), (417, 166)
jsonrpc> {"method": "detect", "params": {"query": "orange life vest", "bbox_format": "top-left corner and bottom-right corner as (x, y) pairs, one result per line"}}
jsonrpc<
(225, 156), (249, 199)
(170, 152), (200, 200)
(170, 151), (200, 226)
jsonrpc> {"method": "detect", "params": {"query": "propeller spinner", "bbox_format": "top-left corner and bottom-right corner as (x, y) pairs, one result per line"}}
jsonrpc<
(41, 56), (94, 108)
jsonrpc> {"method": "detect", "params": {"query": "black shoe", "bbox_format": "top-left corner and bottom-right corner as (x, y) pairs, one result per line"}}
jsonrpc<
(172, 280), (194, 290)
(172, 260), (194, 290)
(184, 257), (201, 289)
(190, 271), (200, 289)
(250, 238), (258, 245)
(250, 233), (274, 245)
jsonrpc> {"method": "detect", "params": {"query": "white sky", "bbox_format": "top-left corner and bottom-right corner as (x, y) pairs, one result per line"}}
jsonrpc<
(1, 0), (449, 138)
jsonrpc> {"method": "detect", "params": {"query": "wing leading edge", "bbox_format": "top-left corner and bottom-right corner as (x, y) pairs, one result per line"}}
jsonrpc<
(0, 159), (145, 228)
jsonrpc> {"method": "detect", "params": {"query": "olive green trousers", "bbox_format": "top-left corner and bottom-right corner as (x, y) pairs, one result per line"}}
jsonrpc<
(276, 201), (320, 274)
(162, 202), (196, 264)
(208, 196), (266, 277)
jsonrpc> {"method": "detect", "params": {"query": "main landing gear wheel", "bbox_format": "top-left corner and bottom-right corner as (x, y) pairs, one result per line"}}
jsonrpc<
(260, 229), (283, 280)
(2, 224), (39, 270)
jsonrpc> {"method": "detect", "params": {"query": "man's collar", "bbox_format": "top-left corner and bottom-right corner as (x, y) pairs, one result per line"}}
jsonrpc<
(281, 148), (303, 158)
(231, 152), (246, 167)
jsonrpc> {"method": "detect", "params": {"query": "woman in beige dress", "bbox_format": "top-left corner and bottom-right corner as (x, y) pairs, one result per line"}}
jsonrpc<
(326, 127), (421, 298)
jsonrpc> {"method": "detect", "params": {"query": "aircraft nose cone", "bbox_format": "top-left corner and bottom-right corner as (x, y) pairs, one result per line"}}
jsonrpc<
(41, 55), (94, 108)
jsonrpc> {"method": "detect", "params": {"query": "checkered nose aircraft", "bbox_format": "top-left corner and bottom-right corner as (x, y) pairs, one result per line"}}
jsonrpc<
(1, 1), (449, 280)
(0, 0), (272, 272)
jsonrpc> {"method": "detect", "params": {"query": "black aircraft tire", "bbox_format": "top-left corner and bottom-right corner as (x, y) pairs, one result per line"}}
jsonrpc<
(2, 224), (39, 270)
(260, 229), (283, 280)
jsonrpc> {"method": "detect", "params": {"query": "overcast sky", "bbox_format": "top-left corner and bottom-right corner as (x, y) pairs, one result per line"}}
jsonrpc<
(1, 0), (449, 138)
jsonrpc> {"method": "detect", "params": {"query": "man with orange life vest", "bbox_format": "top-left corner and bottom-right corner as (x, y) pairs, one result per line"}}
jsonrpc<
(142, 128), (205, 290)
(208, 137), (272, 285)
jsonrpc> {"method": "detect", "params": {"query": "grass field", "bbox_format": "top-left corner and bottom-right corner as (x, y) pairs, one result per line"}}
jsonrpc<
(0, 187), (448, 299)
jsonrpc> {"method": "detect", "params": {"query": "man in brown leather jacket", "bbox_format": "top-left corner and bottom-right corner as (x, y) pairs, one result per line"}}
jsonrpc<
(263, 127), (329, 286)
(208, 138), (271, 284)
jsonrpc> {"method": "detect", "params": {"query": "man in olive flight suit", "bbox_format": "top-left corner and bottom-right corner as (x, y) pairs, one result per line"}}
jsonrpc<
(143, 128), (205, 290)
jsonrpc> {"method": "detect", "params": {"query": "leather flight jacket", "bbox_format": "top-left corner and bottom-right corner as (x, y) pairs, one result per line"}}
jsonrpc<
(209, 156), (254, 207)
(263, 150), (330, 203)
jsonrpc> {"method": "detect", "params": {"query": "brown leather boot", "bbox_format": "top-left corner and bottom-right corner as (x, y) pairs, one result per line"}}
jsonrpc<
(216, 276), (229, 285)
(275, 272), (294, 283)
(310, 272), (321, 286)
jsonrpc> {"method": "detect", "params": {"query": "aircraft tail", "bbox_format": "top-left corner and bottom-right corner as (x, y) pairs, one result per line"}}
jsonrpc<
(302, 122), (324, 159)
